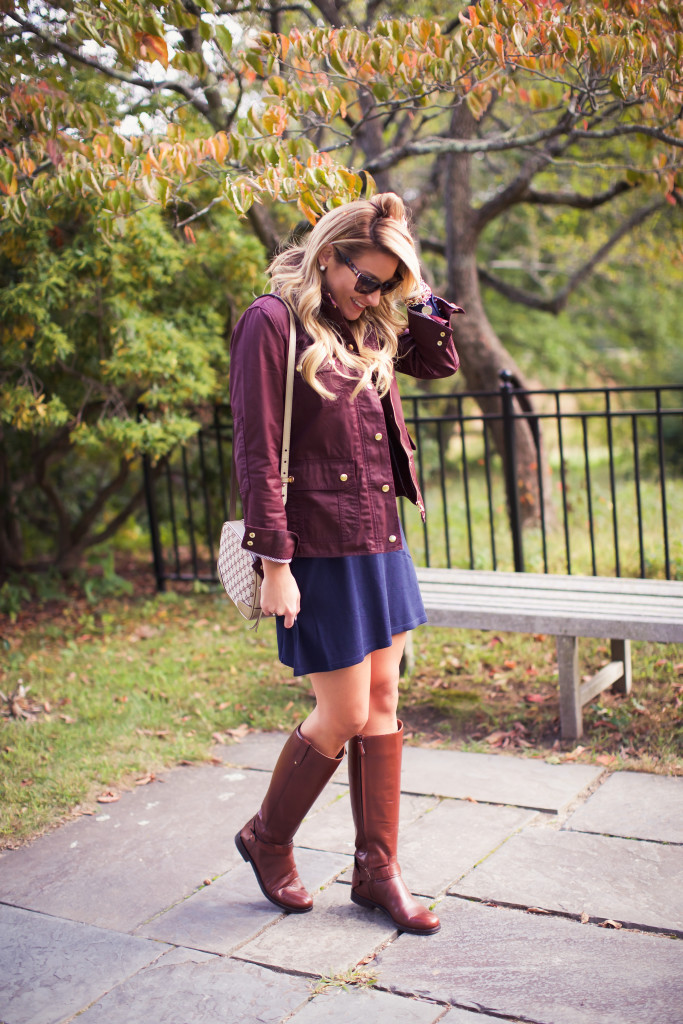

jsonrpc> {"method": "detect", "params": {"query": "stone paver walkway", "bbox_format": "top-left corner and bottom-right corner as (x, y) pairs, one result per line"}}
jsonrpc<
(1, 734), (681, 1024)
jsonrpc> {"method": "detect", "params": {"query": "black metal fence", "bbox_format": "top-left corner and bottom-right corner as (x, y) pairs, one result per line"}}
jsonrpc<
(142, 375), (683, 589)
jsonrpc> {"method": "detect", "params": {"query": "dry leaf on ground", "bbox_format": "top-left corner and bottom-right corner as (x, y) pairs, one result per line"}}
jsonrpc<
(96, 789), (120, 803)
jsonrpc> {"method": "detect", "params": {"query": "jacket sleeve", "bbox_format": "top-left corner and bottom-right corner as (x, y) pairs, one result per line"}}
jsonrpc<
(394, 294), (463, 380)
(229, 299), (299, 560)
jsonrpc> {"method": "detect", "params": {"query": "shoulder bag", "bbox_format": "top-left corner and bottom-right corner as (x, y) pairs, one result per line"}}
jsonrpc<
(217, 299), (297, 629)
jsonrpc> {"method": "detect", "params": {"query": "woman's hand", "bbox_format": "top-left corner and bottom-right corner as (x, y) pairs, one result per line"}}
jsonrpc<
(260, 561), (301, 628)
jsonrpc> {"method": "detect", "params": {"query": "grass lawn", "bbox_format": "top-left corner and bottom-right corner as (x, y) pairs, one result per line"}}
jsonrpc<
(1, 573), (681, 849)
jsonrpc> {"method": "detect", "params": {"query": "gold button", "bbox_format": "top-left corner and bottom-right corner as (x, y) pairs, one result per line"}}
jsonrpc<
(340, 473), (348, 482)
(247, 540), (254, 546)
(389, 534), (397, 543)
(287, 476), (294, 483)
(420, 304), (431, 315)
(437, 341), (443, 346)
(375, 432), (383, 441)
(440, 331), (446, 337)
(249, 532), (256, 538)
(381, 484), (390, 493)
(347, 343), (354, 350)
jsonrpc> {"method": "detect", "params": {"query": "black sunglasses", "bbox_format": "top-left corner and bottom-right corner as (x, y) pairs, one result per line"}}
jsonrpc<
(333, 248), (403, 295)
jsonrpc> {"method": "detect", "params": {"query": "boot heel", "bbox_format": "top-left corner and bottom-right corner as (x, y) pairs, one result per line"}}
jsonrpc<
(234, 832), (249, 862)
(350, 889), (376, 912)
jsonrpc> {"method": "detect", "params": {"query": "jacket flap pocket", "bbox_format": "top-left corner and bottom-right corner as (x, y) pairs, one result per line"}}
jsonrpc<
(289, 460), (356, 491)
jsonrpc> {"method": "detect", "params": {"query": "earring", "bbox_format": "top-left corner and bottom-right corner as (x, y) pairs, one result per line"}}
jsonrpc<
(319, 264), (327, 271)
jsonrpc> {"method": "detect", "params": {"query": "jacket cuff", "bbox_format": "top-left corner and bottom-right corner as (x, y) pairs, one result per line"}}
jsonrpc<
(242, 524), (299, 560)
(408, 294), (464, 320)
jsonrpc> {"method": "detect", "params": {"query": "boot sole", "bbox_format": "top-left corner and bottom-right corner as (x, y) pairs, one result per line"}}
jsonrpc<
(234, 832), (312, 914)
(350, 889), (441, 936)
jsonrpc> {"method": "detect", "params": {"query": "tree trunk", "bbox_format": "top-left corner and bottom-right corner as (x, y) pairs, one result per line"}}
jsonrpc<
(443, 106), (552, 535)
(0, 435), (24, 576)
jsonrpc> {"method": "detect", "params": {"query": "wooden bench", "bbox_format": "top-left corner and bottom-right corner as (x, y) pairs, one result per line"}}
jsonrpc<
(415, 569), (683, 740)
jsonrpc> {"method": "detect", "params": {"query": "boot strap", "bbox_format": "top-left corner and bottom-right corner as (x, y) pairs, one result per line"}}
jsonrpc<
(355, 858), (400, 883)
(251, 820), (294, 857)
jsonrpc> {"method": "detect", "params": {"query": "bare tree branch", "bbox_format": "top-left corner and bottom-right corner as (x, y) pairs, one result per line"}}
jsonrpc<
(70, 458), (131, 543)
(307, 0), (343, 28)
(478, 197), (668, 314)
(86, 483), (147, 549)
(522, 180), (635, 208)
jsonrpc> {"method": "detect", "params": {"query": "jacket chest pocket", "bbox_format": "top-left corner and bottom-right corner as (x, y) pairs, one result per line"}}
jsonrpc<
(287, 459), (359, 545)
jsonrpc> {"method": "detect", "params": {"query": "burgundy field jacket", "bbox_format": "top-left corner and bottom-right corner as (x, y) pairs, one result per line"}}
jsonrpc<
(229, 292), (461, 561)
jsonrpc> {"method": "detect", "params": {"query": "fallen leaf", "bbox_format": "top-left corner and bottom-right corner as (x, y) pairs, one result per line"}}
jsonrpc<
(224, 723), (251, 740)
(503, 659), (516, 670)
(527, 907), (551, 914)
(525, 693), (550, 703)
(596, 753), (617, 766)
(580, 912), (590, 924)
(212, 732), (226, 744)
(96, 789), (120, 803)
(599, 919), (622, 929)
(562, 745), (587, 761)
(654, 659), (668, 668)
(135, 773), (157, 786)
(485, 730), (508, 745)
(464, 796), (478, 803)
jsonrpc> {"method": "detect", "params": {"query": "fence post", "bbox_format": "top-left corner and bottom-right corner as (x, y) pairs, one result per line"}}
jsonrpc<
(142, 452), (166, 593)
(500, 369), (525, 572)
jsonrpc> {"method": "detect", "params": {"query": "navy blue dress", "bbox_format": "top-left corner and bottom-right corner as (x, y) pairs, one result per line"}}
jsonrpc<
(276, 524), (426, 676)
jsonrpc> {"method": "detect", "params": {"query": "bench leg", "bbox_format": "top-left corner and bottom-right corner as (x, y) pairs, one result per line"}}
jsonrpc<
(557, 635), (582, 740)
(610, 639), (632, 696)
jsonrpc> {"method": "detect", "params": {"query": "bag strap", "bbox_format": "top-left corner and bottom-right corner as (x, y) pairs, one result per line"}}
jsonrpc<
(229, 298), (297, 520)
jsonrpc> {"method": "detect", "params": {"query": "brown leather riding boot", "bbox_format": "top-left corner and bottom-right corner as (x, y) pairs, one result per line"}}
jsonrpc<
(235, 727), (343, 913)
(348, 721), (440, 935)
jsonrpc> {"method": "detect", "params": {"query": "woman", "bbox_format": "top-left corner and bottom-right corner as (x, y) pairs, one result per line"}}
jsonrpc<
(230, 193), (462, 935)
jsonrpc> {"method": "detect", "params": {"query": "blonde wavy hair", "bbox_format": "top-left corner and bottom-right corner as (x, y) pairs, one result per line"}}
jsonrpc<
(268, 193), (424, 400)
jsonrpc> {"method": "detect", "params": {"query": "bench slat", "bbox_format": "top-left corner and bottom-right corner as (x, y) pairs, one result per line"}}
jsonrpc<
(416, 568), (683, 600)
(416, 582), (681, 615)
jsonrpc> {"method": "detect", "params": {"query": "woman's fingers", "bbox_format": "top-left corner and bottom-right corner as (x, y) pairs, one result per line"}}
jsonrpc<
(260, 562), (300, 627)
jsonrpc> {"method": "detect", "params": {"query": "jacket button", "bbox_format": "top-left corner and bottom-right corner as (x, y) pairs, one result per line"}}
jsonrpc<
(389, 534), (397, 543)
(375, 432), (383, 441)
(340, 473), (348, 482)
(249, 532), (256, 538)
(347, 343), (354, 350)
(437, 340), (443, 346)
(440, 331), (446, 337)
(247, 540), (254, 546)
(381, 484), (390, 493)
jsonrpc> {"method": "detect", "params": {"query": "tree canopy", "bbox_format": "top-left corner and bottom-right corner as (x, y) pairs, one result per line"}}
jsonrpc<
(1, 0), (682, 569)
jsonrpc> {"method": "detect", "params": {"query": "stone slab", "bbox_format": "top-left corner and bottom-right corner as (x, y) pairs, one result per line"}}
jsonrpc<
(400, 746), (602, 813)
(374, 897), (683, 1024)
(288, 987), (445, 1023)
(234, 880), (396, 976)
(222, 731), (349, 784)
(454, 829), (683, 933)
(137, 850), (352, 954)
(75, 952), (311, 1024)
(0, 764), (270, 931)
(296, 788), (438, 858)
(564, 771), (683, 844)
(0, 903), (169, 1024)
(391, 799), (537, 898)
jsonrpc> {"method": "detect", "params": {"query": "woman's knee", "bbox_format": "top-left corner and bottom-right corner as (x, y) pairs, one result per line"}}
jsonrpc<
(368, 672), (399, 717)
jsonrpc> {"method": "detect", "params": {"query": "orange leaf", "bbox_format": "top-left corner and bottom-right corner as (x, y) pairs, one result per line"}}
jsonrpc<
(97, 789), (120, 803)
(139, 33), (168, 69)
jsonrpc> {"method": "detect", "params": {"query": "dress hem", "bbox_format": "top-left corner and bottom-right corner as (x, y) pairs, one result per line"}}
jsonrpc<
(279, 614), (427, 676)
